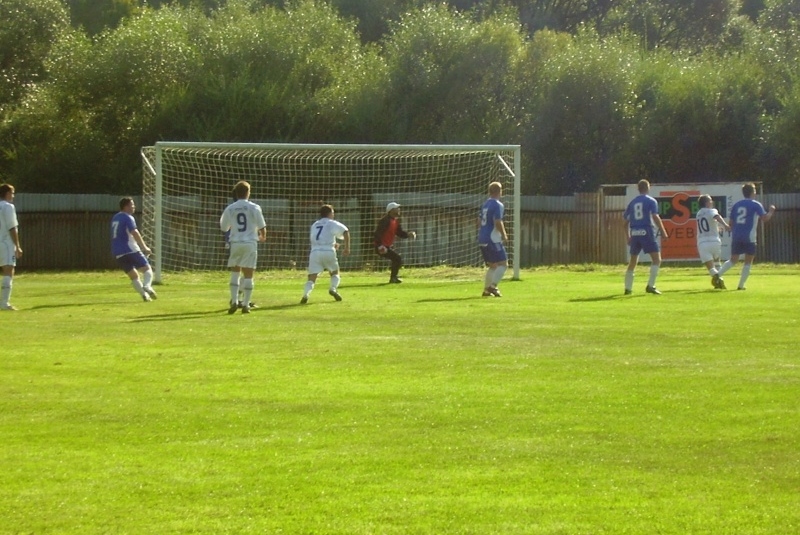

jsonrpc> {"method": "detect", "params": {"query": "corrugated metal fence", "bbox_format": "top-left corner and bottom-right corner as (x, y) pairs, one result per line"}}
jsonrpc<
(12, 193), (800, 270)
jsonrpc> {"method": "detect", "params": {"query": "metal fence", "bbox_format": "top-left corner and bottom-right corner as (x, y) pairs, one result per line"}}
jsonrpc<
(12, 192), (800, 270)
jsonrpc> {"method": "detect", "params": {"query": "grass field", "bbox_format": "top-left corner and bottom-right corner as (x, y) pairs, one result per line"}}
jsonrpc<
(1, 265), (798, 534)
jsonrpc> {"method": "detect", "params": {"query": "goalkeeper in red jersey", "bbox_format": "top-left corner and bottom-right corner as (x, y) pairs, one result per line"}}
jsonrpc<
(373, 202), (416, 284)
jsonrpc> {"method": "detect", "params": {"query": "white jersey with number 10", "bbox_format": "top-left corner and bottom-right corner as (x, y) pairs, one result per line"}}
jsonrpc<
(696, 207), (722, 245)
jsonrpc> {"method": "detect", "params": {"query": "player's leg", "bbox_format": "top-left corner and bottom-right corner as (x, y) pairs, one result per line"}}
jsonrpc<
(646, 251), (661, 294)
(1, 263), (15, 310)
(738, 251), (756, 290)
(240, 267), (255, 313)
(126, 268), (148, 301)
(624, 240), (641, 294)
(301, 273), (317, 304)
(140, 263), (157, 299)
(385, 249), (403, 283)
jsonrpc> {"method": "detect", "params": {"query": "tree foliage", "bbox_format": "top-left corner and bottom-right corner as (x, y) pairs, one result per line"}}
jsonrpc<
(1, 0), (799, 194)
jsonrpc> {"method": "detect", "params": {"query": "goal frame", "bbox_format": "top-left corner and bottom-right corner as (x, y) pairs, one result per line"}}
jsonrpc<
(143, 142), (521, 283)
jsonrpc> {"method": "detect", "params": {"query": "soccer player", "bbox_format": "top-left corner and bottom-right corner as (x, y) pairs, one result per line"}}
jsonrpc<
(715, 182), (776, 290)
(219, 181), (266, 314)
(478, 181), (508, 297)
(373, 202), (416, 284)
(300, 204), (350, 304)
(0, 183), (23, 310)
(111, 197), (157, 302)
(623, 179), (669, 295)
(695, 194), (731, 289)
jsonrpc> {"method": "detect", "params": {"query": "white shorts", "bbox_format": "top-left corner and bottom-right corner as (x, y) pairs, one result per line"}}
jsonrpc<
(308, 249), (339, 274)
(697, 241), (722, 263)
(227, 242), (258, 269)
(0, 241), (16, 267)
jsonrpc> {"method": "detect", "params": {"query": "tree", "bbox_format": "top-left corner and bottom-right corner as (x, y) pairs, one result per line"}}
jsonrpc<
(0, 0), (69, 112)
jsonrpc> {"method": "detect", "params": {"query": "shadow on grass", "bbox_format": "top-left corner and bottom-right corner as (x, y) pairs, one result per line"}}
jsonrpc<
(416, 296), (486, 303)
(570, 288), (720, 302)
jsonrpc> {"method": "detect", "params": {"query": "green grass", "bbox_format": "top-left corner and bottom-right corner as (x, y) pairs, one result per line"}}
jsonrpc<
(1, 266), (799, 534)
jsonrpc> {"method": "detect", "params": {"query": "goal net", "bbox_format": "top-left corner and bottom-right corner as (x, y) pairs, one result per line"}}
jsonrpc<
(140, 142), (520, 283)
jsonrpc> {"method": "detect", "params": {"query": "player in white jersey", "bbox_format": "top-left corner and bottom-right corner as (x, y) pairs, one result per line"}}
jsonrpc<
(695, 194), (731, 289)
(219, 181), (266, 314)
(300, 204), (350, 304)
(0, 183), (23, 310)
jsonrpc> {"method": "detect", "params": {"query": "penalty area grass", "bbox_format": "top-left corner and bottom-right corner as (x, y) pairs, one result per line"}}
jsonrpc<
(1, 265), (799, 534)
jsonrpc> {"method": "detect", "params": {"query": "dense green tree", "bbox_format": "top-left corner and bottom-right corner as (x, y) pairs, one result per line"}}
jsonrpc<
(382, 4), (526, 143)
(65, 0), (139, 35)
(0, 0), (69, 112)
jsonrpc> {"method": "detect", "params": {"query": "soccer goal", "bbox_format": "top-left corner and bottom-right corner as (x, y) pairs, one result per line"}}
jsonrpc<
(140, 142), (521, 283)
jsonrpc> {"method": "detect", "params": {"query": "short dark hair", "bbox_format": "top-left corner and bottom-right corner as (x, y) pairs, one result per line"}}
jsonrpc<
(119, 197), (134, 210)
(320, 204), (334, 218)
(698, 194), (711, 208)
(742, 183), (756, 198)
(0, 183), (14, 198)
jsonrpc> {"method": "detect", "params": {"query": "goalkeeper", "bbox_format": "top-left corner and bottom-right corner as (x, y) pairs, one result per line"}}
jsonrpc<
(373, 202), (416, 284)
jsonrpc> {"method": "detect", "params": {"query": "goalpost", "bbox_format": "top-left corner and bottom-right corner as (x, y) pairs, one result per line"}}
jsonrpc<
(140, 142), (521, 283)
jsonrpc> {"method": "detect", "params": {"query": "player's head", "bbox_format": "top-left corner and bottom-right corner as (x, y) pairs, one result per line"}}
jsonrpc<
(320, 204), (334, 218)
(119, 197), (134, 212)
(233, 181), (251, 200)
(488, 181), (502, 198)
(698, 194), (712, 208)
(386, 202), (401, 215)
(637, 179), (650, 194)
(0, 183), (14, 201)
(742, 182), (757, 198)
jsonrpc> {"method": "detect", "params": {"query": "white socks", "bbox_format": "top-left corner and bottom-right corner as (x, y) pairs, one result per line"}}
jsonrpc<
(648, 264), (660, 287)
(131, 279), (145, 297)
(624, 270), (634, 291)
(330, 274), (341, 292)
(739, 264), (752, 289)
(303, 280), (315, 298)
(241, 278), (254, 306)
(492, 266), (507, 286)
(1, 275), (11, 306)
(229, 272), (240, 303)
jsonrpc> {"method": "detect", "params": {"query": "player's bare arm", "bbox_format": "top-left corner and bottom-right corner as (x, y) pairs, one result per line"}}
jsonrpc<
(714, 214), (731, 232)
(762, 205), (777, 223)
(131, 229), (151, 255)
(495, 220), (508, 242)
(9, 227), (22, 257)
(652, 214), (668, 238)
(258, 227), (267, 242)
(342, 231), (351, 256)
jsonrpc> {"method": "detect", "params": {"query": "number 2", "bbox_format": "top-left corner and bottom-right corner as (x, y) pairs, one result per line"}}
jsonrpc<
(735, 207), (747, 225)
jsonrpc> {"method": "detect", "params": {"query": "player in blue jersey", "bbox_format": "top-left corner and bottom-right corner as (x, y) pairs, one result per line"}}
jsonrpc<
(478, 181), (508, 297)
(715, 183), (776, 290)
(220, 181), (266, 314)
(623, 179), (669, 295)
(0, 183), (23, 310)
(111, 197), (157, 302)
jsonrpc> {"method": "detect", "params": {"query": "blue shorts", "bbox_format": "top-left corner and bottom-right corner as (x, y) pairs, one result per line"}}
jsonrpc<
(116, 252), (149, 273)
(629, 234), (659, 256)
(480, 242), (507, 264)
(731, 239), (757, 256)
